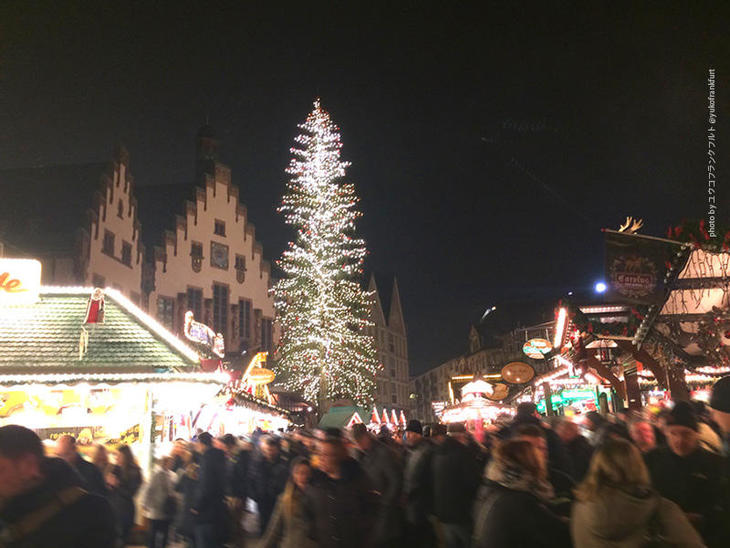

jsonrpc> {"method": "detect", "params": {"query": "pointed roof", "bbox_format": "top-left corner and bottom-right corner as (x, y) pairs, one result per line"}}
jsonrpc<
(317, 405), (368, 429)
(387, 277), (406, 335)
(368, 274), (387, 326)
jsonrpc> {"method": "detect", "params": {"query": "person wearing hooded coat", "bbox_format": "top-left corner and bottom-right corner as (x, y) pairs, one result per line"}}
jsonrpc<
(571, 438), (703, 548)
(472, 439), (569, 548)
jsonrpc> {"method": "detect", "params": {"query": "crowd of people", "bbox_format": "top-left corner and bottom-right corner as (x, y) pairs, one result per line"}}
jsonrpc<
(0, 376), (729, 548)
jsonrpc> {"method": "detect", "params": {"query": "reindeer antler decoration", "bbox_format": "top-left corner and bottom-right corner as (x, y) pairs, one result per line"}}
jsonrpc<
(618, 216), (644, 234)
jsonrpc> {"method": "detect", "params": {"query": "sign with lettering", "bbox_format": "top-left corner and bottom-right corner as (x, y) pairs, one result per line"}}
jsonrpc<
(0, 259), (41, 305)
(604, 231), (681, 305)
(522, 338), (552, 359)
(35, 426), (105, 445)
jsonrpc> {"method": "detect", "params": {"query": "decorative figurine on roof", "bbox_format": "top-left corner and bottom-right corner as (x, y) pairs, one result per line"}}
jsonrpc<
(184, 311), (225, 359)
(79, 288), (105, 360)
(84, 288), (105, 324)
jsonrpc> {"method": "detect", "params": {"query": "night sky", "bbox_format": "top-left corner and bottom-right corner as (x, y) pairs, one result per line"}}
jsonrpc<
(1, 3), (727, 373)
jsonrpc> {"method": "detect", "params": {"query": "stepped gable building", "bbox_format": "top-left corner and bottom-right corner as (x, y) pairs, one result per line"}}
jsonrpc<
(0, 148), (145, 303)
(137, 126), (276, 354)
(368, 275), (410, 415)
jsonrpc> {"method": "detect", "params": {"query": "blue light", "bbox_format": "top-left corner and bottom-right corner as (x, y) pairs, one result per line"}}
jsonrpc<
(594, 282), (607, 293)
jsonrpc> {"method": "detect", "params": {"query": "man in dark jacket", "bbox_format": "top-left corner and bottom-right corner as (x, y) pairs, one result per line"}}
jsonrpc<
(191, 432), (229, 548)
(248, 435), (289, 533)
(219, 433), (249, 547)
(709, 377), (730, 546)
(645, 401), (725, 547)
(710, 376), (730, 454)
(430, 423), (481, 548)
(403, 419), (434, 548)
(555, 419), (593, 481)
(306, 433), (375, 548)
(352, 423), (404, 546)
(499, 402), (573, 477)
(54, 434), (108, 497)
(0, 425), (116, 548)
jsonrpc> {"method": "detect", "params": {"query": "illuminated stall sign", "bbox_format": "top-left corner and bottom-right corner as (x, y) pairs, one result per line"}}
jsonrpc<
(0, 259), (41, 305)
(522, 338), (552, 359)
(604, 231), (681, 305)
(35, 426), (105, 444)
(184, 311), (225, 358)
(431, 401), (448, 419)
(501, 361), (535, 384)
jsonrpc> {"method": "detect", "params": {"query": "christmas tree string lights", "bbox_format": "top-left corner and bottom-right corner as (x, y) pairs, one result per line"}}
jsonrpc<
(272, 99), (380, 410)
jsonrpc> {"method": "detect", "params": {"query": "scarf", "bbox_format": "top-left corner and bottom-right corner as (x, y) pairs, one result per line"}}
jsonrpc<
(485, 459), (554, 502)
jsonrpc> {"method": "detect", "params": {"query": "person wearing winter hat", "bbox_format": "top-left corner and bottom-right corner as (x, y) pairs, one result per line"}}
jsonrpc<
(645, 401), (725, 546)
(403, 419), (434, 547)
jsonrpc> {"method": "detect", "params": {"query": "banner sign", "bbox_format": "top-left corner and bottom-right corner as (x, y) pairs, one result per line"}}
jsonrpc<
(35, 426), (105, 444)
(0, 258), (41, 305)
(604, 231), (681, 305)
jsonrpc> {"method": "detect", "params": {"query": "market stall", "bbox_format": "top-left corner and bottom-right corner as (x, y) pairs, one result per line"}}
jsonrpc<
(0, 260), (228, 471)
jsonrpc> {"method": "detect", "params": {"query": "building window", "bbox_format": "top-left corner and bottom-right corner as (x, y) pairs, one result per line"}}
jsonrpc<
(117, 199), (124, 218)
(392, 394), (397, 404)
(388, 333), (395, 353)
(238, 299), (251, 339)
(92, 273), (105, 287)
(157, 296), (174, 329)
(102, 230), (115, 256)
(235, 254), (246, 283)
(213, 284), (229, 337)
(186, 287), (203, 320)
(214, 220), (226, 236)
(390, 368), (395, 378)
(210, 241), (229, 270)
(261, 318), (273, 352)
(121, 241), (132, 266)
(191, 241), (203, 273)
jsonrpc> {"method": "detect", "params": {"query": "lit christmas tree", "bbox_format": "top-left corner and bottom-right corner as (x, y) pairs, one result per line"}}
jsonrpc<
(273, 99), (380, 411)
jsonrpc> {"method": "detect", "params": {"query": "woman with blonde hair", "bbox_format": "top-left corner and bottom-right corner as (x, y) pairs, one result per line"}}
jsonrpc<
(473, 439), (569, 547)
(572, 438), (703, 547)
(260, 456), (315, 548)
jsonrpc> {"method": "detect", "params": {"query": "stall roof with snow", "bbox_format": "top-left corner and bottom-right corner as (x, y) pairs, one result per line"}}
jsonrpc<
(317, 405), (369, 429)
(0, 286), (225, 385)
